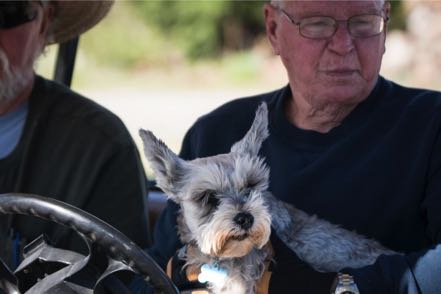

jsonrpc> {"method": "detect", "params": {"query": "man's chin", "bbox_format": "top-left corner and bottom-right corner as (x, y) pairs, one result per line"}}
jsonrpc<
(321, 71), (363, 86)
(0, 71), (31, 104)
(0, 49), (32, 105)
(319, 79), (374, 104)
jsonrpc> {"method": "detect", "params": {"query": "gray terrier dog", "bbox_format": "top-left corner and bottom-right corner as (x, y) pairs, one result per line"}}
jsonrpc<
(139, 103), (395, 294)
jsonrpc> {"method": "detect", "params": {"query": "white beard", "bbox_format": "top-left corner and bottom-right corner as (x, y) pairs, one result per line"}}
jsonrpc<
(0, 49), (32, 105)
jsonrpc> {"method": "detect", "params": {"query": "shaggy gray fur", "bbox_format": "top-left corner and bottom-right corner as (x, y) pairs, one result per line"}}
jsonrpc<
(139, 102), (396, 294)
(140, 104), (272, 294)
(266, 192), (396, 272)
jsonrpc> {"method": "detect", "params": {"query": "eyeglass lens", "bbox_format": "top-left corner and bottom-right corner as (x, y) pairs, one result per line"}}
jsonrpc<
(0, 1), (38, 29)
(299, 15), (385, 39)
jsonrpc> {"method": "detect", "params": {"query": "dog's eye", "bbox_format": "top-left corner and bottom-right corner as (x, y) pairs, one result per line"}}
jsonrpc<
(198, 191), (220, 207)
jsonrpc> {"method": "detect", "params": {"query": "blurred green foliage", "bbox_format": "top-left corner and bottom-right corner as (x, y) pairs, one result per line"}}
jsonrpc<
(133, 0), (407, 60)
(77, 0), (408, 69)
(133, 1), (265, 59)
(390, 1), (406, 31)
(80, 2), (171, 68)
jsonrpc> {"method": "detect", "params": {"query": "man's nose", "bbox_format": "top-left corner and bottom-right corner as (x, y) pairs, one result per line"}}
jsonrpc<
(327, 22), (355, 55)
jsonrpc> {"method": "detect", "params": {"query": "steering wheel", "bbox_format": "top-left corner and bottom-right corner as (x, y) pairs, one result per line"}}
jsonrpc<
(0, 193), (179, 294)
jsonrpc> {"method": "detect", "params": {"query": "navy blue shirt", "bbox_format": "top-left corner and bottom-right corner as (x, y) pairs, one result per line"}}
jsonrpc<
(150, 76), (441, 293)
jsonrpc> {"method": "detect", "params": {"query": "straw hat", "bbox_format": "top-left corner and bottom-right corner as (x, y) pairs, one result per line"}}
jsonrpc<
(47, 0), (114, 44)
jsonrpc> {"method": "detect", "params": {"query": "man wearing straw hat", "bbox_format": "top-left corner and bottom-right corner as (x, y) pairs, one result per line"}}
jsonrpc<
(0, 0), (150, 268)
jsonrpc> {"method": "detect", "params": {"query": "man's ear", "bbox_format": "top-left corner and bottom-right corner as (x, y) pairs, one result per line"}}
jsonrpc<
(139, 129), (187, 202)
(39, 3), (55, 46)
(384, 1), (391, 20)
(382, 1), (391, 54)
(264, 3), (281, 56)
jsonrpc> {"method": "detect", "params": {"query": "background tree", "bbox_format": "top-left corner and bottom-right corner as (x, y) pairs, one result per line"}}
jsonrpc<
(135, 1), (265, 59)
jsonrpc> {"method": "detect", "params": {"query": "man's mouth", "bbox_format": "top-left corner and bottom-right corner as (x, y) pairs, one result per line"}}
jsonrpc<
(323, 68), (358, 77)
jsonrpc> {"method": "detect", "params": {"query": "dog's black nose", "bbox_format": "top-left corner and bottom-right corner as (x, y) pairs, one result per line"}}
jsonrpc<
(234, 212), (254, 230)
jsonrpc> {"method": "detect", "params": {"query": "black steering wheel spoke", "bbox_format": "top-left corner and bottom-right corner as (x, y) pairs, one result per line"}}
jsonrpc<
(0, 193), (178, 294)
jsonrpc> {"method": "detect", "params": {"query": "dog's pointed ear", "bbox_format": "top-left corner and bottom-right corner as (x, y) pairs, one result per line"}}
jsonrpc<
(231, 102), (269, 157)
(139, 129), (187, 202)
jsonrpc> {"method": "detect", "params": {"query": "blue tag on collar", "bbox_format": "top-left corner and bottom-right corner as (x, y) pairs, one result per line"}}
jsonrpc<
(198, 263), (228, 287)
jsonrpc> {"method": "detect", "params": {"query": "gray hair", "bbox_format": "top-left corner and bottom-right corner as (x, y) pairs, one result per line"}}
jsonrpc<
(270, 0), (386, 9)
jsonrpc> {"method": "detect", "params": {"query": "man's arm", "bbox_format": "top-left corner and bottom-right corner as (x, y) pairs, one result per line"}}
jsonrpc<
(345, 244), (441, 293)
(85, 144), (151, 248)
(346, 127), (441, 294)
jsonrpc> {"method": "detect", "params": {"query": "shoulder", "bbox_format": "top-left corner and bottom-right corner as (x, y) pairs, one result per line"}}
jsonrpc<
(380, 77), (441, 110)
(378, 77), (441, 129)
(180, 87), (284, 158)
(30, 76), (133, 148)
(195, 87), (282, 131)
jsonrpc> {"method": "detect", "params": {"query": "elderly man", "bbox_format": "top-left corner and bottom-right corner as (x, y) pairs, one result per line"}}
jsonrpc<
(149, 0), (441, 293)
(0, 0), (149, 269)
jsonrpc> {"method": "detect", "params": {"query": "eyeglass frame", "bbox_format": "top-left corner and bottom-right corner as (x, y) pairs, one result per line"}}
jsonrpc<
(275, 5), (390, 40)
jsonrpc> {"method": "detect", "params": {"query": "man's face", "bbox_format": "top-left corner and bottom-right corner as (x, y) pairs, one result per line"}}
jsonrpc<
(265, 0), (389, 108)
(0, 1), (48, 103)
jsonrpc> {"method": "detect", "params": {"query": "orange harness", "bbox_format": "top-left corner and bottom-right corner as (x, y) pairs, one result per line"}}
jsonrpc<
(166, 245), (272, 294)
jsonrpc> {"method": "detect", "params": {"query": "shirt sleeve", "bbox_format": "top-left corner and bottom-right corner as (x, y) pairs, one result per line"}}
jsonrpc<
(347, 128), (441, 294)
(84, 144), (151, 248)
(346, 244), (441, 294)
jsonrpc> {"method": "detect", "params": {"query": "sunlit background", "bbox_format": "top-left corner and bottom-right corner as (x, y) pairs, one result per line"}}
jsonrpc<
(35, 0), (441, 174)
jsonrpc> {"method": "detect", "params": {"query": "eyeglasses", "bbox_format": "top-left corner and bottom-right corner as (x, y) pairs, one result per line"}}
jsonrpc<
(278, 8), (389, 39)
(0, 1), (39, 29)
